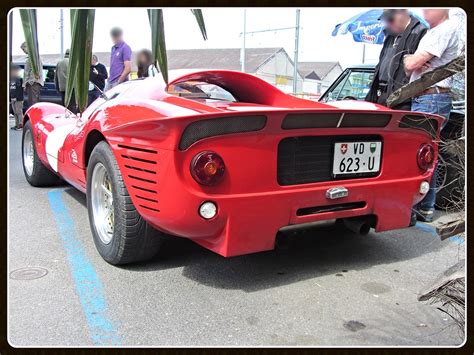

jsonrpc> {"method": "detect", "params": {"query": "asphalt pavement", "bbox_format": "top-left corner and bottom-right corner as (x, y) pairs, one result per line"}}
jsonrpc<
(8, 128), (465, 347)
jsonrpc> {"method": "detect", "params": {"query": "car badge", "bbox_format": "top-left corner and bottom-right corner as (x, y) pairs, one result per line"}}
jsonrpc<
(340, 144), (348, 154)
(326, 187), (349, 200)
(71, 149), (78, 164)
(370, 143), (377, 153)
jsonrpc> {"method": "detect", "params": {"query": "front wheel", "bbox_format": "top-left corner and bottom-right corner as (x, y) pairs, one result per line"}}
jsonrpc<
(22, 120), (60, 186)
(87, 141), (165, 265)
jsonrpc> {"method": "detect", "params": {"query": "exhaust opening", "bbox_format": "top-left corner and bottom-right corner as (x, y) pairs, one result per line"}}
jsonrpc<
(341, 215), (376, 235)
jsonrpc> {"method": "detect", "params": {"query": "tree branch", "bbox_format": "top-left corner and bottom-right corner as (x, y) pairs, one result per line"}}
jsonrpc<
(386, 55), (465, 108)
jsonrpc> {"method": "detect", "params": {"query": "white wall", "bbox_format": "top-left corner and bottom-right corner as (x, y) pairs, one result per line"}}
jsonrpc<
(321, 65), (343, 92)
(255, 51), (303, 93)
(302, 78), (321, 95)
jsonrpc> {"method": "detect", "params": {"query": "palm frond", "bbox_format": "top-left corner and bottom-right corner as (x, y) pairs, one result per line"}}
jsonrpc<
(191, 9), (208, 40)
(19, 9), (41, 77)
(65, 9), (95, 112)
(148, 9), (168, 84)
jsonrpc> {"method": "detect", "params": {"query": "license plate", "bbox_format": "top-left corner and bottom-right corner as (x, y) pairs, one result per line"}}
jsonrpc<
(333, 141), (382, 176)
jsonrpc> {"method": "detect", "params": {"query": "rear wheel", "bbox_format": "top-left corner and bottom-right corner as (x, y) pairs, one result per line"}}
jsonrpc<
(22, 120), (59, 186)
(87, 141), (165, 265)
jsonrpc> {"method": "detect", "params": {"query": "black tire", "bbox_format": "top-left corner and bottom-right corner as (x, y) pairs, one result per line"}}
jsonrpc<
(435, 150), (464, 210)
(22, 120), (60, 187)
(86, 141), (165, 265)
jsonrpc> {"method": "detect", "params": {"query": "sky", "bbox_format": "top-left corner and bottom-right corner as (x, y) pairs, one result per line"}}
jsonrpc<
(9, 7), (463, 69)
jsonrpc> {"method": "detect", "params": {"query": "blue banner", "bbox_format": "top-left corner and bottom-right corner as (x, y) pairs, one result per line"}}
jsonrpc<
(332, 9), (429, 45)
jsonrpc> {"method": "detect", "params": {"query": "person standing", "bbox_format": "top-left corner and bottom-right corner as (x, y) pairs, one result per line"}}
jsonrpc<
(55, 49), (69, 106)
(21, 41), (43, 108)
(54, 49), (77, 114)
(88, 54), (108, 105)
(105, 27), (132, 91)
(136, 49), (159, 79)
(366, 9), (427, 110)
(404, 9), (459, 222)
(10, 65), (24, 130)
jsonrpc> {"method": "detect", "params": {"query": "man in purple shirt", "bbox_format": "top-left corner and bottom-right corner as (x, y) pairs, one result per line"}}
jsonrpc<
(105, 27), (132, 91)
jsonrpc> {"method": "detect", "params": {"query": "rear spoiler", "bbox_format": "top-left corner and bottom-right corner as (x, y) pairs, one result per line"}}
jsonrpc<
(168, 69), (331, 109)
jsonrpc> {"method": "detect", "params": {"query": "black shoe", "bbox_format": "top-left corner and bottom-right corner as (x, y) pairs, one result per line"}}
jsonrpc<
(416, 209), (434, 223)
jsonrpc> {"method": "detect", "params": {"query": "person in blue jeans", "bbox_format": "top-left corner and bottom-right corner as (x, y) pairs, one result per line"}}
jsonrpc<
(404, 9), (459, 222)
(411, 93), (451, 221)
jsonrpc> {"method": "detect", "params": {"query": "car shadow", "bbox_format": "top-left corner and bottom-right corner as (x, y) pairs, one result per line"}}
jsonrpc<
(123, 221), (444, 293)
(64, 186), (87, 207)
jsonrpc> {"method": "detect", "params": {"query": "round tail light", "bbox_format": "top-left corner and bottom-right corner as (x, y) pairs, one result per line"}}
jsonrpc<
(417, 144), (435, 171)
(190, 151), (225, 186)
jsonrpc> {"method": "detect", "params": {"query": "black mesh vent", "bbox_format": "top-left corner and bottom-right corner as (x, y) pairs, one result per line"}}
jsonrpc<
(277, 135), (381, 186)
(179, 115), (267, 150)
(340, 113), (391, 127)
(282, 113), (391, 129)
(399, 115), (438, 139)
(282, 113), (341, 129)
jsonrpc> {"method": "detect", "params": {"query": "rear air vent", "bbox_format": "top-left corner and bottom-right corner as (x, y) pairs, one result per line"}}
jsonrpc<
(179, 115), (267, 150)
(118, 144), (160, 212)
(340, 113), (391, 127)
(282, 113), (391, 129)
(399, 115), (438, 139)
(297, 201), (366, 216)
(282, 113), (341, 129)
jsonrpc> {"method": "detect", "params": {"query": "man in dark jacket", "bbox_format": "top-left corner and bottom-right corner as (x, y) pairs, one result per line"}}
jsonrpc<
(88, 54), (108, 106)
(366, 9), (428, 110)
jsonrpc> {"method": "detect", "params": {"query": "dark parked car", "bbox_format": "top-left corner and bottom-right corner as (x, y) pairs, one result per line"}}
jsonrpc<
(320, 65), (465, 209)
(12, 63), (62, 110)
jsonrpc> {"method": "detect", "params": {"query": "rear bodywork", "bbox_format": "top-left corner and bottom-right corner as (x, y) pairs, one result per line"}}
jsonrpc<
(24, 69), (443, 257)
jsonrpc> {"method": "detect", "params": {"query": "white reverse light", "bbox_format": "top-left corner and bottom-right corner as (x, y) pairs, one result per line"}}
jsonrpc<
(419, 181), (430, 195)
(199, 201), (217, 219)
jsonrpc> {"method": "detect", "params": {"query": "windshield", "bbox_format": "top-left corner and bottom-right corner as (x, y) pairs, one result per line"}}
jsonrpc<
(324, 70), (374, 101)
(167, 81), (237, 102)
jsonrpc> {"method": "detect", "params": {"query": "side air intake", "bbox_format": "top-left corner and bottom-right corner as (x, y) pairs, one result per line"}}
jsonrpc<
(118, 144), (160, 212)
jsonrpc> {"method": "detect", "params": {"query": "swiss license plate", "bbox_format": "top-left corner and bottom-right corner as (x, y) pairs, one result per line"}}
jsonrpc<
(333, 141), (382, 176)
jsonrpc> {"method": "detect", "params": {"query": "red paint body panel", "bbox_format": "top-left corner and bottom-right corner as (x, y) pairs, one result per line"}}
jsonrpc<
(23, 70), (443, 257)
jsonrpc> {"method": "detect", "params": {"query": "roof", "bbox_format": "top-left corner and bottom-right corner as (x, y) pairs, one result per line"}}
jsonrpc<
(345, 63), (376, 70)
(297, 61), (342, 80)
(12, 47), (287, 73)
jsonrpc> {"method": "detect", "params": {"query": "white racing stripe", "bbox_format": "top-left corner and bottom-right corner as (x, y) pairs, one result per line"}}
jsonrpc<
(45, 124), (76, 172)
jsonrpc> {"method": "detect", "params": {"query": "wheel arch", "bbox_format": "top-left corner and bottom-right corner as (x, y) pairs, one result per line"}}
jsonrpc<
(84, 129), (107, 167)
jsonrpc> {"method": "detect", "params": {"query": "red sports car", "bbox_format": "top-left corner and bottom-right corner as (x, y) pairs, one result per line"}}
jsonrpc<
(21, 69), (442, 265)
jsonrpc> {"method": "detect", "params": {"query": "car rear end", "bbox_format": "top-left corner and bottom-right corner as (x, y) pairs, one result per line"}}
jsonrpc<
(107, 108), (442, 257)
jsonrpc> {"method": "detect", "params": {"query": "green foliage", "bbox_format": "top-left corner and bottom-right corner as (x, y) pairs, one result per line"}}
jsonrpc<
(147, 9), (168, 84)
(191, 9), (208, 40)
(148, 9), (207, 84)
(19, 9), (40, 77)
(65, 9), (95, 112)
(20, 8), (207, 110)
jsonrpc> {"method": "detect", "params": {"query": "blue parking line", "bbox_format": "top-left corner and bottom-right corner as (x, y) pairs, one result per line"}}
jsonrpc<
(47, 189), (122, 346)
(414, 222), (464, 245)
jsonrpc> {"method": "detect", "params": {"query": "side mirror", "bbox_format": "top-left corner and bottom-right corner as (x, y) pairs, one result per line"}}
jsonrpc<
(93, 84), (109, 101)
